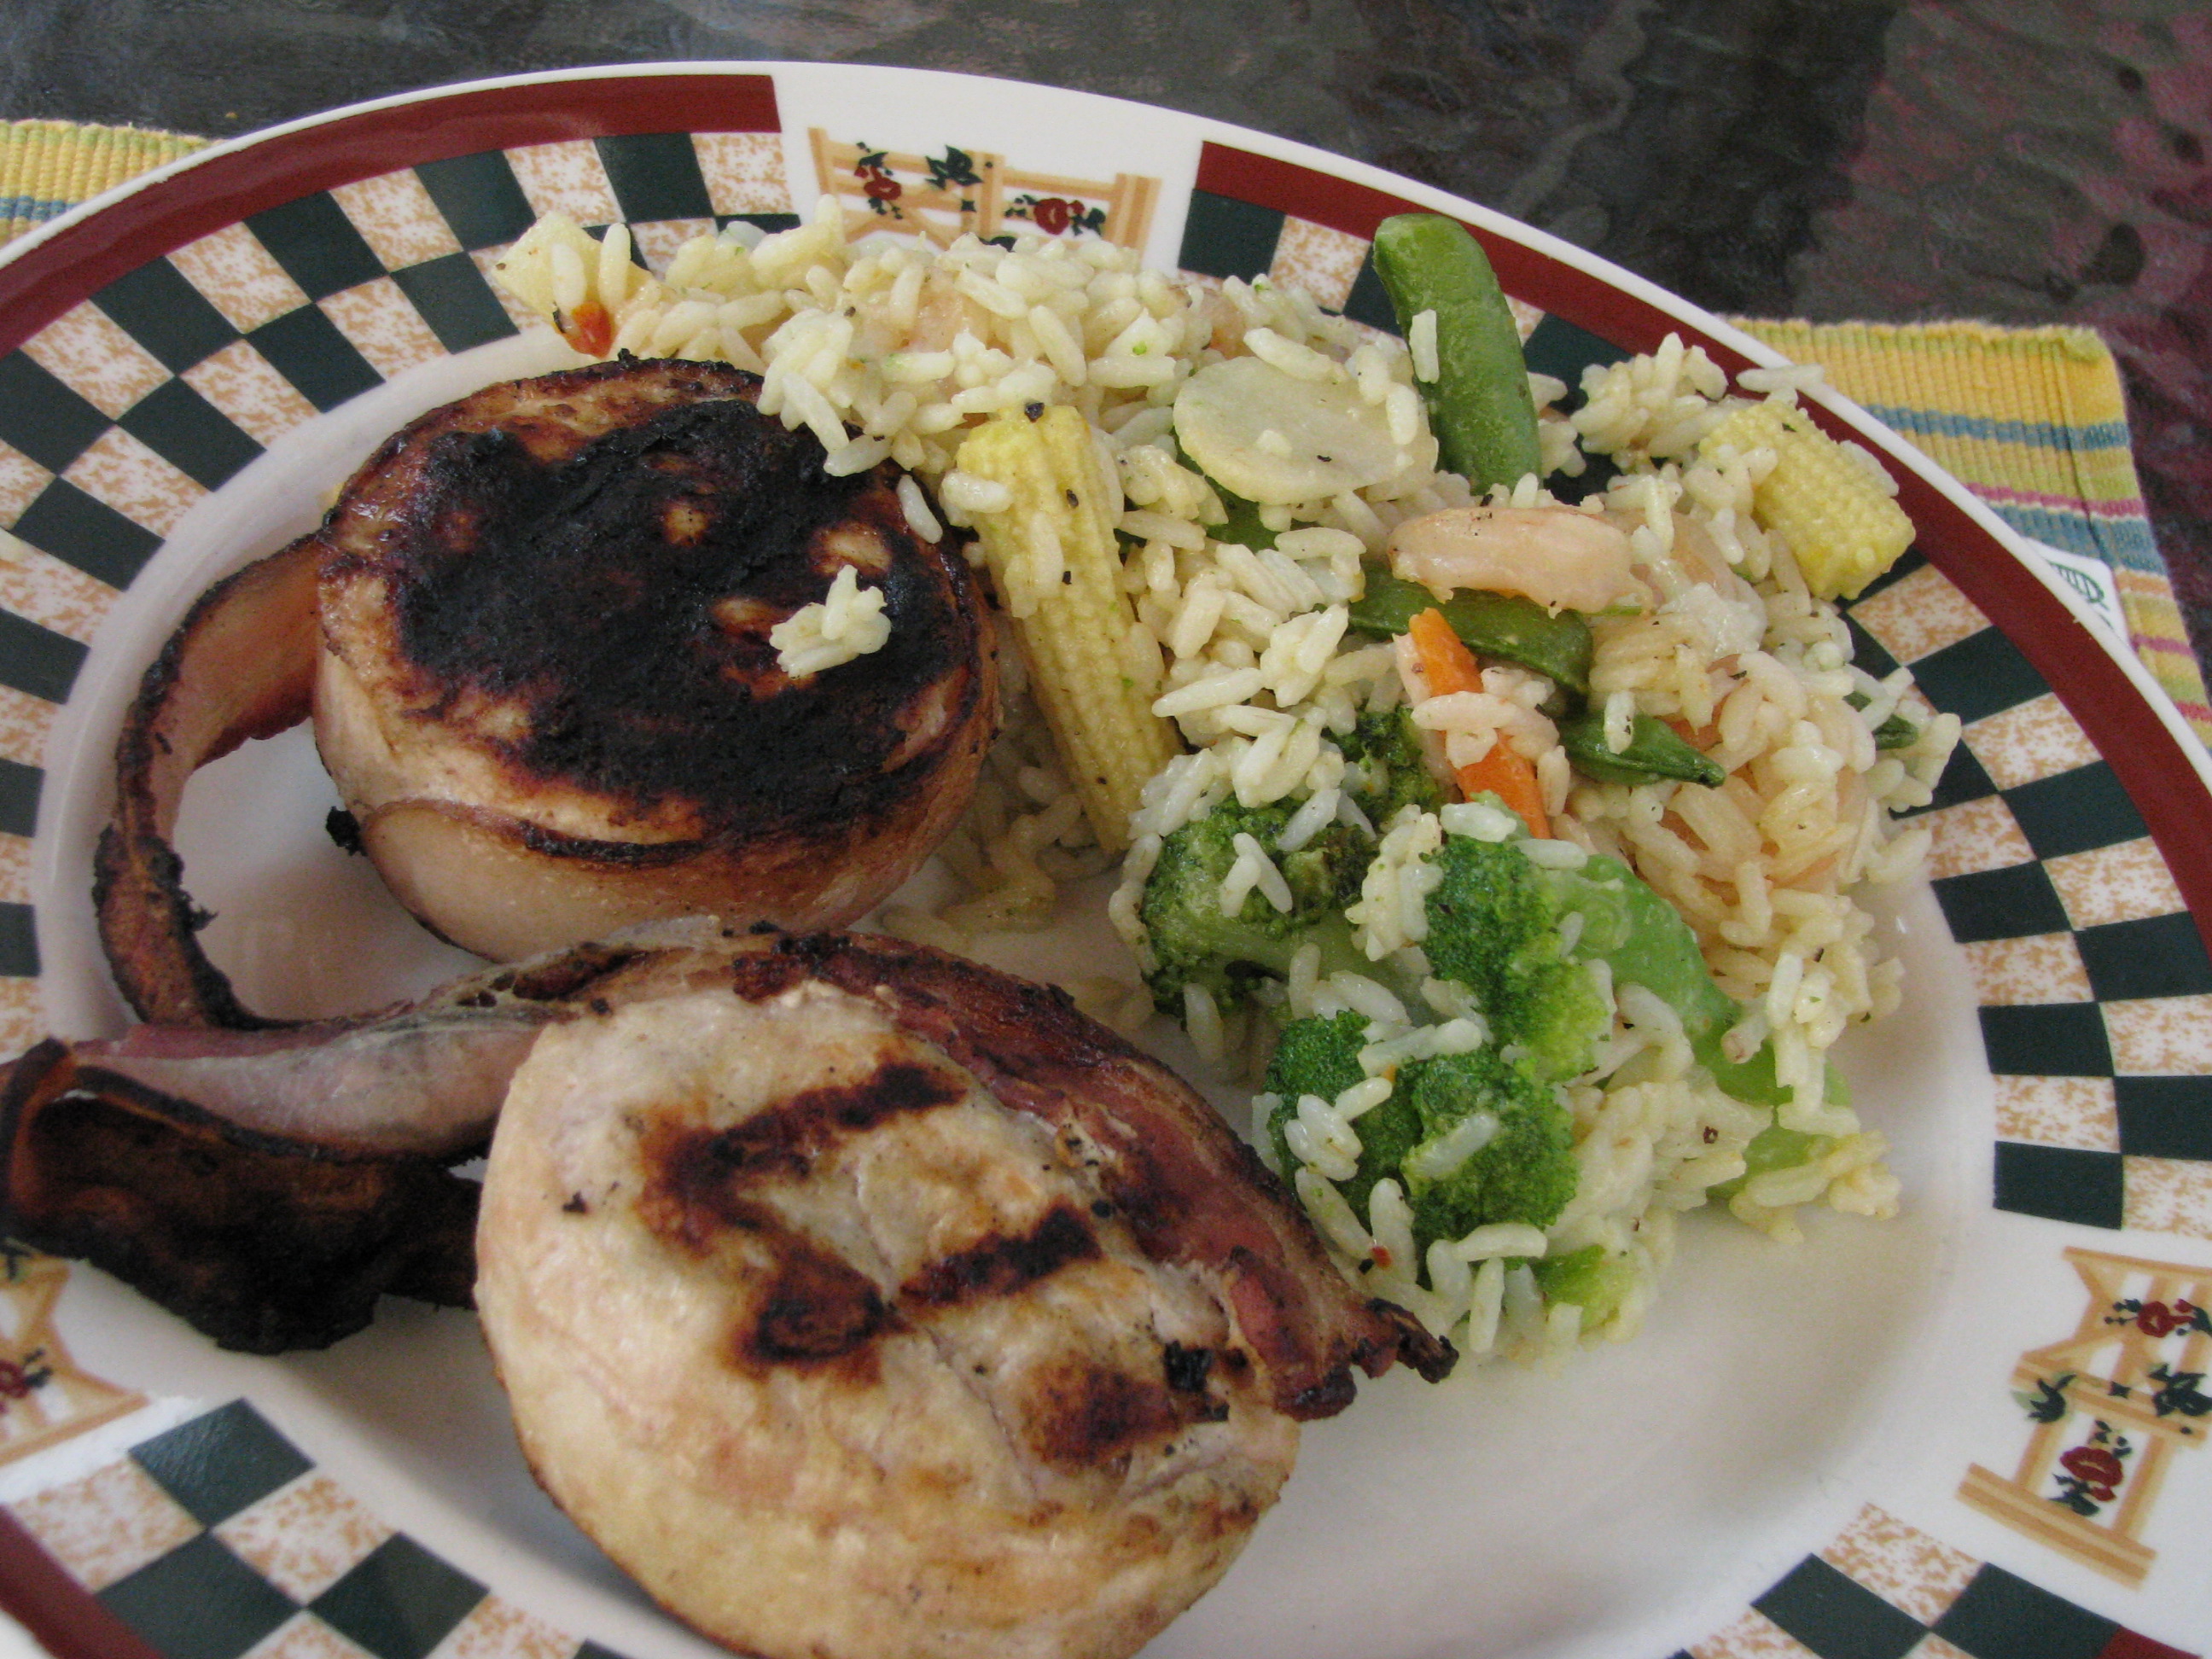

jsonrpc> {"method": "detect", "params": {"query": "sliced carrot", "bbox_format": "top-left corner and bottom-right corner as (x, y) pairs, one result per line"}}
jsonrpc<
(1454, 742), (1551, 841)
(563, 300), (614, 357)
(1664, 713), (1721, 751)
(1406, 608), (1551, 839)
(1406, 606), (1483, 696)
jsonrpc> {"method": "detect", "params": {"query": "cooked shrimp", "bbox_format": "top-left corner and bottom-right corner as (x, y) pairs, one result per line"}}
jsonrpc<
(1387, 504), (1639, 614)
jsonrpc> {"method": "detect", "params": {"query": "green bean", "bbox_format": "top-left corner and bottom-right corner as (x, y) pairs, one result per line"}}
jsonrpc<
(1557, 709), (1725, 788)
(1370, 212), (1541, 492)
(1871, 712), (1919, 750)
(1348, 562), (1592, 695)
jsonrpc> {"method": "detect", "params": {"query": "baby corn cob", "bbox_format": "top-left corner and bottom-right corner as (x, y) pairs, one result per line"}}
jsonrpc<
(956, 406), (1181, 854)
(1700, 398), (1913, 601)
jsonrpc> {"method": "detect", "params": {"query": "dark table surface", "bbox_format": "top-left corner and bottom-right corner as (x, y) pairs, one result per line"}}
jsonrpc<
(6, 0), (2209, 692)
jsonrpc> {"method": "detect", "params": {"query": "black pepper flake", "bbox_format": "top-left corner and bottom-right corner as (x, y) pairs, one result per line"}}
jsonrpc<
(1162, 1342), (1214, 1393)
(562, 1193), (590, 1214)
(1025, 401), (1045, 421)
(1065, 489), (1080, 507)
(589, 997), (613, 1016)
(324, 807), (364, 855)
(1062, 570), (1073, 583)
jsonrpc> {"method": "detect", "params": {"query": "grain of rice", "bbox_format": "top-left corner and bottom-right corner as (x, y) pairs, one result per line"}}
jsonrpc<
(1465, 1258), (1507, 1354)
(1326, 971), (1410, 1027)
(1335, 1075), (1395, 1120)
(895, 474), (943, 543)
(1453, 1223), (1551, 1261)
(1296, 1167), (1377, 1261)
(1405, 1110), (1500, 1180)
(1153, 667), (1264, 718)
(1408, 309), (1441, 382)
(1368, 1180), (1418, 1283)
(1183, 981), (1225, 1071)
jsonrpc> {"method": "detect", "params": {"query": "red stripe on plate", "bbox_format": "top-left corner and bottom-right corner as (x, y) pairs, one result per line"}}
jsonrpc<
(0, 71), (781, 357)
(0, 1510), (166, 1659)
(2097, 1627), (2200, 1659)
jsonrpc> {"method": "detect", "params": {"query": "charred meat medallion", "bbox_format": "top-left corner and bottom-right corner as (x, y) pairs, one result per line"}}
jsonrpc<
(313, 358), (998, 959)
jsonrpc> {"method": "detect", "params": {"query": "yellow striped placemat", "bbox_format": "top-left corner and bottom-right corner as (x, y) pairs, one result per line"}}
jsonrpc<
(1, 118), (203, 244)
(1738, 317), (2210, 746)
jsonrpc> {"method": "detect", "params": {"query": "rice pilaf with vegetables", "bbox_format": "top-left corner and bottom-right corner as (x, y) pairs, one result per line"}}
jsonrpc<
(494, 199), (1959, 1367)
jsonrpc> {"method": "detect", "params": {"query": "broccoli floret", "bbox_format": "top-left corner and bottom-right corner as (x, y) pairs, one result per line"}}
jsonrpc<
(1267, 1027), (1575, 1252)
(1429, 835), (1850, 1115)
(1264, 1013), (1424, 1223)
(1336, 705), (1446, 825)
(1423, 834), (1609, 1083)
(1532, 1244), (1639, 1334)
(1392, 1049), (1578, 1240)
(1263, 1010), (1368, 1103)
(1140, 797), (1373, 1011)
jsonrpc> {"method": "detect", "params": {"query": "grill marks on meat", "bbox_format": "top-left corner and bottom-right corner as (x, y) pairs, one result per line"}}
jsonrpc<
(632, 1053), (1141, 1400)
(1022, 1359), (1193, 1473)
(631, 1057), (968, 1376)
(778, 932), (1457, 1405)
(647, 1058), (971, 1199)
(747, 1241), (896, 1370)
(475, 934), (1394, 1659)
(902, 1204), (1102, 1308)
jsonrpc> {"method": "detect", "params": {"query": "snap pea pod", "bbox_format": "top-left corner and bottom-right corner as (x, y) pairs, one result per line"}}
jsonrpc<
(1557, 709), (1726, 788)
(1706, 1123), (1831, 1203)
(1531, 851), (1849, 1111)
(1348, 562), (1592, 695)
(1370, 212), (1542, 492)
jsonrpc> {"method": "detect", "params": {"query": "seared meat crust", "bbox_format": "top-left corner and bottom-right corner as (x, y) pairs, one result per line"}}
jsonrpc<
(315, 358), (998, 958)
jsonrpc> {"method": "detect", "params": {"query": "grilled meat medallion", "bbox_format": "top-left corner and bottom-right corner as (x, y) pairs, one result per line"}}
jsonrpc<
(313, 358), (996, 960)
(477, 928), (1452, 1659)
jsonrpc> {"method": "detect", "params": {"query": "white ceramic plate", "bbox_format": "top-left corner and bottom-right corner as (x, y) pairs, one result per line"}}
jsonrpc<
(0, 62), (2206, 1659)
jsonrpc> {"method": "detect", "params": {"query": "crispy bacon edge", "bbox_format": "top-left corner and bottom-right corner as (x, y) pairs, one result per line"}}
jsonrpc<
(92, 534), (321, 1028)
(0, 1039), (478, 1353)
